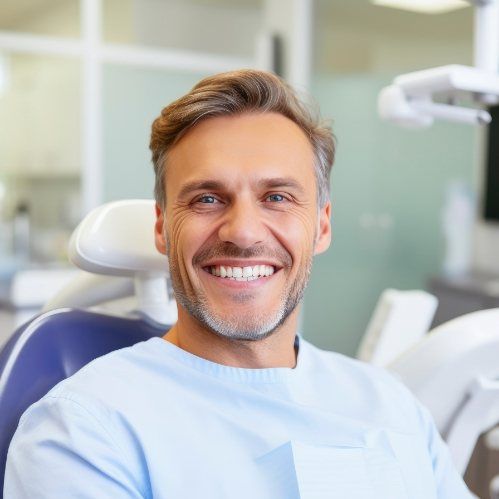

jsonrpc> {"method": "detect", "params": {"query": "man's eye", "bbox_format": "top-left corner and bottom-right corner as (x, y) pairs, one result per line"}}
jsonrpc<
(197, 195), (217, 204)
(266, 193), (285, 202)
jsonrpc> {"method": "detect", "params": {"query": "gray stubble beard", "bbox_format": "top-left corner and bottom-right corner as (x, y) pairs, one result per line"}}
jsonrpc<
(165, 230), (313, 342)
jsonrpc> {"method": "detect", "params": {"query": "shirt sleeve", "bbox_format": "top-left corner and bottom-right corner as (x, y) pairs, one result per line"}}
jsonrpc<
(416, 398), (476, 499)
(4, 394), (149, 499)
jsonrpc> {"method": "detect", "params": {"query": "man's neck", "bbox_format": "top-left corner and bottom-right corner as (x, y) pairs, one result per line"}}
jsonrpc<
(163, 309), (299, 369)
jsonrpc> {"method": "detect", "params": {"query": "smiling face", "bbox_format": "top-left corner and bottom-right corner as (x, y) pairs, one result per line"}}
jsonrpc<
(155, 112), (331, 342)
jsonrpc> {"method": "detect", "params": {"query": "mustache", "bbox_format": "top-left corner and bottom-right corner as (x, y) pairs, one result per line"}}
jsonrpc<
(193, 242), (292, 268)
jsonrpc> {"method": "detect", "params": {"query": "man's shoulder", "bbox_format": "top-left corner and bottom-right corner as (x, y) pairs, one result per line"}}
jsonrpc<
(38, 337), (166, 412)
(70, 335), (162, 375)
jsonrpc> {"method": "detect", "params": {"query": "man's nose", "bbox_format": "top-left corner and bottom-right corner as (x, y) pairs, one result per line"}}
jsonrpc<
(218, 200), (268, 249)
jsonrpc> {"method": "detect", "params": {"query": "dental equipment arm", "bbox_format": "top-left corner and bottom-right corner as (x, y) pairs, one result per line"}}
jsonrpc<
(378, 0), (499, 127)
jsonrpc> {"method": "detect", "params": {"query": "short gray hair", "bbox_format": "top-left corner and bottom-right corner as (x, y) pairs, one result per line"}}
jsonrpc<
(150, 69), (335, 209)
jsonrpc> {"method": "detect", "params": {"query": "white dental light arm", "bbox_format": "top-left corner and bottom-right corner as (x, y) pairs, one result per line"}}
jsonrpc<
(378, 0), (499, 127)
(378, 66), (498, 127)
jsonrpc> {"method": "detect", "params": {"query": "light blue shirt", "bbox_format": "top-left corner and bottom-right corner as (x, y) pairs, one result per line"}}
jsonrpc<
(5, 336), (472, 498)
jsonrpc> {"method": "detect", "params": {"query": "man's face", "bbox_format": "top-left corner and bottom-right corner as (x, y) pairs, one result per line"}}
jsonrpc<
(155, 112), (331, 341)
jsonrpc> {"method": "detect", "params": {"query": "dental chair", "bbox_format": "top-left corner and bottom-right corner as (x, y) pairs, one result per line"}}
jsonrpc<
(358, 288), (499, 497)
(388, 308), (499, 475)
(388, 308), (499, 498)
(0, 200), (175, 494)
(2, 200), (499, 496)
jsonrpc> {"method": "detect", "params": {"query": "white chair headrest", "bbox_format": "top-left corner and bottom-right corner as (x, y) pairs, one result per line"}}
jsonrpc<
(69, 200), (167, 277)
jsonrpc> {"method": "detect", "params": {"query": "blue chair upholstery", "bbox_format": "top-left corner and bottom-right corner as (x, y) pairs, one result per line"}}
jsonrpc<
(0, 308), (165, 494)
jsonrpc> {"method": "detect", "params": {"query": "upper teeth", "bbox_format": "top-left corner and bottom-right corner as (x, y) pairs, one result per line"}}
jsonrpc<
(209, 265), (274, 280)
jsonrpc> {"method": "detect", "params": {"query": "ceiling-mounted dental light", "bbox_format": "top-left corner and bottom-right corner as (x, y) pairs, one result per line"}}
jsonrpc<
(371, 0), (470, 14)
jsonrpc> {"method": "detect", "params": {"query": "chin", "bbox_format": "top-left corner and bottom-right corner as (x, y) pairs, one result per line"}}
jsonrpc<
(200, 307), (291, 342)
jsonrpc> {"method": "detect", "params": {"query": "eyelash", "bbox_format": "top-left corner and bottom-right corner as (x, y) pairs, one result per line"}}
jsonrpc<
(192, 192), (291, 206)
(196, 195), (218, 204)
(266, 193), (286, 202)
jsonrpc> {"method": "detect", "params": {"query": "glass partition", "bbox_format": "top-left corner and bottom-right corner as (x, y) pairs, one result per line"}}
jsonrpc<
(0, 0), (80, 37)
(102, 65), (210, 201)
(0, 53), (80, 264)
(102, 0), (262, 58)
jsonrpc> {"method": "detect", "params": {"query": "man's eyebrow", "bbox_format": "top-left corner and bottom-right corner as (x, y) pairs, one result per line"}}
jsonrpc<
(176, 177), (307, 199)
(257, 177), (306, 195)
(177, 180), (225, 199)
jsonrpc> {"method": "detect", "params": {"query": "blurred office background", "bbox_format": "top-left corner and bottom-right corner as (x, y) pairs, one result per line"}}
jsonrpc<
(0, 0), (495, 355)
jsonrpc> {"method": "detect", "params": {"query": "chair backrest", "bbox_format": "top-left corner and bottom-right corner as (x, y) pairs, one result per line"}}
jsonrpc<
(0, 308), (165, 494)
(389, 308), (499, 475)
(357, 288), (438, 366)
(1, 199), (174, 494)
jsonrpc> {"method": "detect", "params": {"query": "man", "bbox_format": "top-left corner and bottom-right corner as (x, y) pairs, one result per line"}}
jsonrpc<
(5, 69), (472, 498)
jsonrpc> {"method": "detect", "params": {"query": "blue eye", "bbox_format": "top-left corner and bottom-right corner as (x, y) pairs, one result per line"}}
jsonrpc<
(198, 195), (217, 204)
(267, 194), (285, 202)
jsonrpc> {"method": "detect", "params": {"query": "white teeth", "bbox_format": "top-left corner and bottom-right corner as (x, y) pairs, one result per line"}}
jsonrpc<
(207, 264), (275, 280)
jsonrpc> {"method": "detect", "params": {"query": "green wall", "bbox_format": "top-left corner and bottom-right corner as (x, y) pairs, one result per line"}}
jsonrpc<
(302, 72), (475, 356)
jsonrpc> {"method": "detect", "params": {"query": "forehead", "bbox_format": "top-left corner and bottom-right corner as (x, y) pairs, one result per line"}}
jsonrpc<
(165, 112), (315, 194)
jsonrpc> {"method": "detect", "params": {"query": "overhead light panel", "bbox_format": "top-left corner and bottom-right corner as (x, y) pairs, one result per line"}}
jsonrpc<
(372, 0), (470, 14)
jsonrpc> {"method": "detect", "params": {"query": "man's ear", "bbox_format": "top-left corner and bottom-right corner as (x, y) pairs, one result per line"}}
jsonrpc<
(314, 201), (331, 255)
(154, 203), (167, 255)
